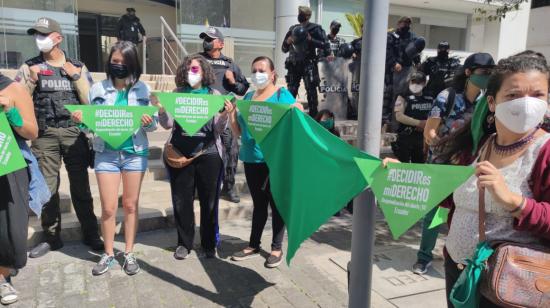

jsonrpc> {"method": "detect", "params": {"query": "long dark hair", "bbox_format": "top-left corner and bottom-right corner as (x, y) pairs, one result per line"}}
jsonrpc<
(435, 53), (550, 164)
(175, 54), (216, 89)
(105, 41), (141, 87)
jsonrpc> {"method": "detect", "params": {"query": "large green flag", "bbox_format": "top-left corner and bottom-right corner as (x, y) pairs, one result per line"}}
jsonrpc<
(0, 112), (27, 176)
(65, 105), (157, 149)
(259, 108), (380, 264)
(358, 162), (473, 239)
(237, 100), (291, 144)
(153, 92), (230, 135)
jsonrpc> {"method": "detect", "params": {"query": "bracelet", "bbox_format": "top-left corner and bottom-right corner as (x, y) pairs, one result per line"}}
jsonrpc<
(509, 197), (526, 215)
(6, 107), (23, 128)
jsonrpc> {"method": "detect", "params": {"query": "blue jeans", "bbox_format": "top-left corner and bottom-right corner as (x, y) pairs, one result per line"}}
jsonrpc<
(94, 150), (147, 173)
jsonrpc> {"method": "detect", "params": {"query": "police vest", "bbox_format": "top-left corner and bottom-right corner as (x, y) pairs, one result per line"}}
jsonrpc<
(120, 16), (141, 43)
(425, 57), (461, 95)
(27, 56), (81, 130)
(398, 94), (433, 134)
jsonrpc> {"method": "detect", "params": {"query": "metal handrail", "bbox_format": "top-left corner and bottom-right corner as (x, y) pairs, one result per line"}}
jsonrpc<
(160, 16), (188, 75)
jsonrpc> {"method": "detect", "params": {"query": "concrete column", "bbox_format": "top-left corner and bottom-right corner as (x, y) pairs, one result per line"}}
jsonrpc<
(274, 0), (310, 76)
(495, 0), (532, 59)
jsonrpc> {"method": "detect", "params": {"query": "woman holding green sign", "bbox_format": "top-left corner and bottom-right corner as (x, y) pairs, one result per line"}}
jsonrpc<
(71, 41), (156, 276)
(0, 75), (39, 305)
(151, 54), (230, 260)
(228, 56), (302, 268)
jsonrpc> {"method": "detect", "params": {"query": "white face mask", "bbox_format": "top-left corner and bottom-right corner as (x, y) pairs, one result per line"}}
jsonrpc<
(35, 34), (55, 53)
(494, 96), (548, 134)
(409, 83), (424, 94)
(251, 72), (271, 89)
(187, 71), (202, 87)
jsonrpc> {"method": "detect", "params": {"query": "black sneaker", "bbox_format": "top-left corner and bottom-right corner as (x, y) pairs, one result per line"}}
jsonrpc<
(265, 252), (283, 268)
(83, 237), (104, 251)
(205, 249), (217, 259)
(92, 253), (117, 276)
(221, 188), (240, 203)
(122, 253), (140, 275)
(231, 248), (260, 261)
(412, 260), (432, 275)
(29, 241), (63, 258)
(174, 246), (189, 260)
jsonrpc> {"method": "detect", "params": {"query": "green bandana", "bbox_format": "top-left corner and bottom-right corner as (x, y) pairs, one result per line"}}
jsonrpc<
(471, 95), (489, 155)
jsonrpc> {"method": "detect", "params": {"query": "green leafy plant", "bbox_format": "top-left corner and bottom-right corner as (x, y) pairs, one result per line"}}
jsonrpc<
(345, 13), (364, 37)
(474, 0), (529, 22)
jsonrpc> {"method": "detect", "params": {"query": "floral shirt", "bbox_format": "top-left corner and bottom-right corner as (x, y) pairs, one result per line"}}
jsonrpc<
(428, 89), (476, 163)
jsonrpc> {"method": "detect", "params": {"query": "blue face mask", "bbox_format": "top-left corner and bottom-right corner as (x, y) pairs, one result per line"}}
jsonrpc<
(320, 118), (334, 130)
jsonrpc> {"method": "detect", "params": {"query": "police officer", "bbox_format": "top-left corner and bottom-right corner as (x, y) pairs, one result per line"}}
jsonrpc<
(391, 72), (432, 163)
(116, 8), (146, 45)
(15, 17), (101, 258)
(419, 41), (461, 97)
(384, 16), (421, 128)
(327, 20), (345, 60)
(282, 6), (330, 117)
(199, 27), (250, 203)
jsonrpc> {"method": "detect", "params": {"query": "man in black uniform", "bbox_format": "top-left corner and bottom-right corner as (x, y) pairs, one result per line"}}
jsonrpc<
(419, 41), (461, 97)
(199, 27), (249, 204)
(327, 20), (345, 60)
(15, 17), (101, 258)
(116, 8), (146, 45)
(282, 6), (330, 117)
(384, 16), (421, 128)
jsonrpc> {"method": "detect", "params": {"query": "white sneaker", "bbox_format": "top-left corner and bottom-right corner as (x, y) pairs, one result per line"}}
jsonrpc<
(0, 282), (18, 305)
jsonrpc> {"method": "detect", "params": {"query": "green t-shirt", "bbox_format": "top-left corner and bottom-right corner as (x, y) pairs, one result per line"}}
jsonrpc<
(105, 90), (148, 156)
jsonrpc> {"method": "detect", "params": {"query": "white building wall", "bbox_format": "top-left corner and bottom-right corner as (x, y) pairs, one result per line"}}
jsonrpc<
(495, 0), (532, 59)
(527, 6), (550, 60)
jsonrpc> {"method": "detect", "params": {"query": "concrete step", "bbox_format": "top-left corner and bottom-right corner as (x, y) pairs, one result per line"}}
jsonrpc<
(55, 172), (249, 214)
(27, 194), (254, 247)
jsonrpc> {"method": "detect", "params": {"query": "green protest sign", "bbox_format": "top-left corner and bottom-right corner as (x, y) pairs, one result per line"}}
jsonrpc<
(0, 112), (27, 176)
(237, 100), (292, 144)
(65, 105), (157, 149)
(429, 207), (450, 229)
(364, 163), (473, 239)
(153, 92), (229, 136)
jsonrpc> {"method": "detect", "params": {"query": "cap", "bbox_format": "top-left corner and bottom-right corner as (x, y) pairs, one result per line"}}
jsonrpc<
(409, 71), (427, 83)
(299, 6), (312, 16)
(27, 17), (62, 35)
(438, 41), (450, 49)
(126, 8), (136, 13)
(199, 27), (224, 40)
(398, 16), (412, 24)
(330, 20), (342, 28)
(464, 52), (495, 70)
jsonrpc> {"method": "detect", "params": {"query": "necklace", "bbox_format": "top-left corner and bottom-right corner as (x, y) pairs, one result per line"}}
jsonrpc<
(493, 127), (539, 155)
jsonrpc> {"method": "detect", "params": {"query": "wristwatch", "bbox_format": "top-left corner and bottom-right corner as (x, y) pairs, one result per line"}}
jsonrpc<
(71, 73), (81, 81)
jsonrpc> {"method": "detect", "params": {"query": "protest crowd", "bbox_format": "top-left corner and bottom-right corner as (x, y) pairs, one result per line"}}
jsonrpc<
(1, 4), (550, 308)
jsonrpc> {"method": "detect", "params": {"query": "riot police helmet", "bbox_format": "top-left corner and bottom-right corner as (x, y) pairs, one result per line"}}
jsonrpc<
(292, 26), (308, 44)
(338, 43), (355, 59)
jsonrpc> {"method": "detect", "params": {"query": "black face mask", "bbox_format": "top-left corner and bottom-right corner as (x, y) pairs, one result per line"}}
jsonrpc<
(298, 14), (308, 23)
(331, 28), (340, 36)
(109, 63), (129, 79)
(203, 40), (214, 52)
(437, 51), (449, 59)
(399, 25), (410, 33)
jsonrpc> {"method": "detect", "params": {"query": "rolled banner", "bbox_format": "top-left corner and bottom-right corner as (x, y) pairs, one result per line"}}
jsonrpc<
(0, 112), (27, 176)
(65, 105), (157, 149)
(153, 92), (231, 136)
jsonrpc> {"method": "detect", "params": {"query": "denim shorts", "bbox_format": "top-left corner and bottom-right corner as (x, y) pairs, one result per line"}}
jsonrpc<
(94, 150), (148, 173)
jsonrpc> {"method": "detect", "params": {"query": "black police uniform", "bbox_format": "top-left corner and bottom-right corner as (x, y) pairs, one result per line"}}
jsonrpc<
(25, 55), (97, 245)
(420, 55), (461, 97)
(282, 22), (329, 116)
(328, 34), (346, 57)
(384, 29), (420, 126)
(199, 52), (249, 199)
(392, 92), (433, 163)
(116, 14), (146, 44)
